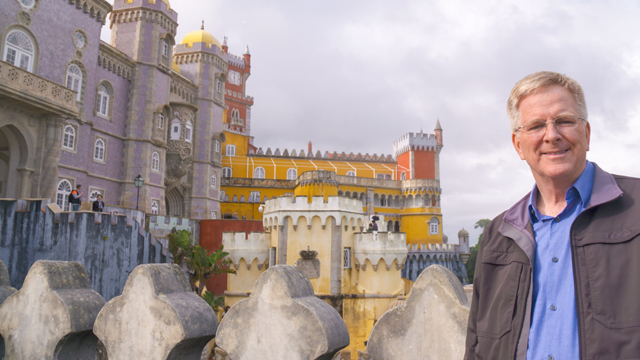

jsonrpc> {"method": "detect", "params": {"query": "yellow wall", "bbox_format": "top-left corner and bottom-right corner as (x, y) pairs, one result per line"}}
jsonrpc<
(225, 258), (265, 307)
(294, 183), (338, 202)
(343, 297), (396, 359)
(401, 213), (442, 244)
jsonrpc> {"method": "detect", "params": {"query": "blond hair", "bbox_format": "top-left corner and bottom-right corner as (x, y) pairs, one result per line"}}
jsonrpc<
(507, 71), (587, 132)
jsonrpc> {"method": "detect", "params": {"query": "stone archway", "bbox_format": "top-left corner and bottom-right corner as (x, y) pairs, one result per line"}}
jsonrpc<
(165, 187), (184, 217)
(0, 125), (30, 198)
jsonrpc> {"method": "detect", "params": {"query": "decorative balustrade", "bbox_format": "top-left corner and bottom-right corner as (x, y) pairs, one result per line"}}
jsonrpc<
(0, 60), (79, 118)
(220, 177), (295, 188)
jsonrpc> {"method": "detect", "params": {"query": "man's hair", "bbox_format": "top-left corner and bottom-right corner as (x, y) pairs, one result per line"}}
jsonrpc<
(507, 71), (588, 132)
(76, 184), (82, 189)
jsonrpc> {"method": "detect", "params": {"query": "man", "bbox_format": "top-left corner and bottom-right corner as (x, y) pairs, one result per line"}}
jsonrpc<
(465, 71), (640, 360)
(69, 184), (82, 211)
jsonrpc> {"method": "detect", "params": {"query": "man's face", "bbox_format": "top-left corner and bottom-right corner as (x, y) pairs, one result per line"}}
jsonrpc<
(512, 85), (591, 186)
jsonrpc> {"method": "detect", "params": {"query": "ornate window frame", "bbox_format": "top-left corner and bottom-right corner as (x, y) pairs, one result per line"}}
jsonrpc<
(151, 151), (160, 172)
(429, 217), (440, 235)
(151, 200), (159, 215)
(2, 28), (36, 72)
(61, 123), (78, 152)
(94, 80), (114, 120)
(66, 63), (83, 101)
(88, 187), (105, 202)
(286, 168), (297, 180)
(210, 173), (217, 188)
(93, 136), (107, 163)
(56, 179), (73, 211)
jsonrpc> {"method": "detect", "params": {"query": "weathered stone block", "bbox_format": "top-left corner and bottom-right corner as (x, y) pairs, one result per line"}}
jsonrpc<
(0, 261), (16, 305)
(216, 265), (350, 360)
(93, 263), (218, 360)
(0, 260), (106, 360)
(366, 265), (469, 360)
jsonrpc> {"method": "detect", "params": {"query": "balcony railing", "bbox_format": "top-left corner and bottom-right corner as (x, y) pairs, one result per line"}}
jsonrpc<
(0, 60), (79, 118)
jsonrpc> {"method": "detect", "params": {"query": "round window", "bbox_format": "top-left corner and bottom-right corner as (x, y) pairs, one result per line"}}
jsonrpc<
(73, 31), (86, 49)
(19, 0), (35, 9)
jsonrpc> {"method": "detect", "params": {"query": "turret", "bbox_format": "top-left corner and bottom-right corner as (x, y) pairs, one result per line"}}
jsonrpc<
(458, 228), (470, 263)
(434, 119), (443, 146)
(222, 36), (229, 53)
(243, 45), (251, 72)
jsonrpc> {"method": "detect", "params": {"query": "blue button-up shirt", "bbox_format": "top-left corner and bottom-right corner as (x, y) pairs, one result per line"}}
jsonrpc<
(526, 161), (594, 360)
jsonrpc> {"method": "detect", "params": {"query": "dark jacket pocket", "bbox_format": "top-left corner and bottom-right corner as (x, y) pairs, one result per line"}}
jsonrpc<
(476, 250), (525, 339)
(579, 229), (640, 328)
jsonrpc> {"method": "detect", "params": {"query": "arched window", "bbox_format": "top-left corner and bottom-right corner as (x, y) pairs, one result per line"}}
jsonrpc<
(161, 39), (169, 57)
(230, 109), (243, 126)
(226, 145), (236, 156)
(376, 174), (385, 179)
(56, 180), (72, 211)
(158, 114), (165, 129)
(170, 119), (181, 140)
(401, 172), (406, 180)
(210, 173), (217, 188)
(89, 189), (103, 202)
(96, 83), (113, 117)
(222, 167), (232, 178)
(94, 139), (105, 161)
(185, 120), (193, 142)
(346, 171), (356, 177)
(62, 125), (75, 150)
(211, 211), (217, 219)
(254, 167), (265, 179)
(4, 30), (34, 71)
(286, 168), (297, 180)
(429, 217), (439, 235)
(151, 201), (159, 214)
(152, 152), (160, 171)
(66, 64), (83, 101)
(215, 140), (221, 152)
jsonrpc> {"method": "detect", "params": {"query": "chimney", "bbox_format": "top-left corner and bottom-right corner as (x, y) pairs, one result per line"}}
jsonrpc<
(308, 141), (312, 154)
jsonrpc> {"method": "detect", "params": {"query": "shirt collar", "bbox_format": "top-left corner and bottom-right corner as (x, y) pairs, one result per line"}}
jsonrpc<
(528, 160), (594, 223)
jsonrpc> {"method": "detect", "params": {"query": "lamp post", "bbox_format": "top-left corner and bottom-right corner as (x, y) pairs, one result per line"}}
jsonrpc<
(134, 175), (144, 210)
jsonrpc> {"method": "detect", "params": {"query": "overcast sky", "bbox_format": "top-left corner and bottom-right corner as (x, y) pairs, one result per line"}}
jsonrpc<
(103, 0), (640, 245)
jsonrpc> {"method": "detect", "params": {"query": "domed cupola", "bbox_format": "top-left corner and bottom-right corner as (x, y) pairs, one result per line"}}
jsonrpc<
(181, 21), (221, 49)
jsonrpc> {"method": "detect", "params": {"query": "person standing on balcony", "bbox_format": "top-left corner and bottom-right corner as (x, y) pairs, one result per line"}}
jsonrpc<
(465, 71), (640, 360)
(69, 184), (83, 211)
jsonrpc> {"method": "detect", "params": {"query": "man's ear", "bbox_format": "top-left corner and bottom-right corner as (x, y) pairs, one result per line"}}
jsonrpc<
(512, 132), (526, 160)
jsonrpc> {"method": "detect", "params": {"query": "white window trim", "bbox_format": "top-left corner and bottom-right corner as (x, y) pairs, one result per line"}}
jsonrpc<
(158, 114), (165, 129)
(88, 188), (104, 202)
(211, 173), (217, 188)
(162, 40), (169, 57)
(287, 168), (297, 180)
(56, 179), (72, 211)
(254, 167), (265, 179)
(151, 200), (159, 215)
(429, 218), (439, 235)
(222, 167), (232, 178)
(226, 145), (236, 156)
(96, 85), (109, 117)
(3, 30), (34, 72)
(93, 138), (105, 162)
(62, 125), (76, 151)
(346, 171), (356, 177)
(185, 121), (193, 142)
(215, 140), (221, 152)
(66, 64), (83, 101)
(170, 119), (181, 140)
(151, 151), (160, 172)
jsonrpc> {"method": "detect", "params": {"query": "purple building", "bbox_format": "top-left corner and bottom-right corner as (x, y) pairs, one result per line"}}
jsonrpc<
(0, 0), (249, 219)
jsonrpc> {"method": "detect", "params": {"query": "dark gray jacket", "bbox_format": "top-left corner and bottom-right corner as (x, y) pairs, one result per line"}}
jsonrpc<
(465, 163), (640, 359)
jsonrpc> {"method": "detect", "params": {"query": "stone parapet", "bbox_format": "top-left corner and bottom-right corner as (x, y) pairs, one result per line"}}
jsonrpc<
(0, 61), (79, 119)
(215, 265), (349, 359)
(262, 195), (367, 229)
(353, 232), (408, 271)
(94, 263), (218, 360)
(222, 231), (270, 270)
(0, 261), (106, 360)
(364, 265), (469, 359)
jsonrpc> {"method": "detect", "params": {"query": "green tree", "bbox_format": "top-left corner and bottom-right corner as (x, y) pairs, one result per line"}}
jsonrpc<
(466, 219), (491, 284)
(166, 229), (236, 311)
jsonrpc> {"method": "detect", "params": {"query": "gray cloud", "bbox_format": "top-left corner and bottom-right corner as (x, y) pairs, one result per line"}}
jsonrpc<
(103, 0), (640, 244)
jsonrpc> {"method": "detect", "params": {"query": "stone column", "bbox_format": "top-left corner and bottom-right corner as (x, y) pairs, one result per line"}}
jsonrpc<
(39, 116), (64, 199)
(15, 168), (33, 198)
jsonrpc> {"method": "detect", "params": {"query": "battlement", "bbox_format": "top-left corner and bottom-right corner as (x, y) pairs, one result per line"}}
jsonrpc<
(222, 232), (270, 270)
(227, 53), (245, 68)
(111, 0), (178, 23)
(353, 232), (408, 271)
(250, 148), (395, 163)
(393, 132), (438, 157)
(263, 195), (363, 214)
(225, 89), (254, 104)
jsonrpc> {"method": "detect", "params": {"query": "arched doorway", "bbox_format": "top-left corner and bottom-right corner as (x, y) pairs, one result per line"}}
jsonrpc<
(0, 125), (29, 198)
(165, 187), (184, 217)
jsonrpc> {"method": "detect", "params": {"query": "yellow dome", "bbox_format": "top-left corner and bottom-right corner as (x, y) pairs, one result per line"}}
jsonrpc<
(181, 25), (221, 49)
(171, 60), (180, 73)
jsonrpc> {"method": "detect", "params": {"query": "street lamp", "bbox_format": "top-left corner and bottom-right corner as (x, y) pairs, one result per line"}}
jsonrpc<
(134, 175), (144, 210)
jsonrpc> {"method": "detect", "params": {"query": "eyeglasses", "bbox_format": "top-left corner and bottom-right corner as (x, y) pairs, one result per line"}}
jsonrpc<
(516, 115), (586, 135)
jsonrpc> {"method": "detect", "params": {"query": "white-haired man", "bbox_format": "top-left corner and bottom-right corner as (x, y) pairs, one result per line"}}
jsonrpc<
(465, 71), (640, 359)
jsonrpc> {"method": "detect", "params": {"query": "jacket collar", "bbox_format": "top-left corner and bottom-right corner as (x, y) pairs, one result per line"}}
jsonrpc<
(498, 162), (622, 262)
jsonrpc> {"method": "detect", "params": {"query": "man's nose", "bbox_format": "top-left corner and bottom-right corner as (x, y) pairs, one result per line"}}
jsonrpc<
(543, 120), (562, 141)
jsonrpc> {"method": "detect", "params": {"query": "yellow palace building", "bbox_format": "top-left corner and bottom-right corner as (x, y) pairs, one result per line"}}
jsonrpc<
(219, 120), (445, 245)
